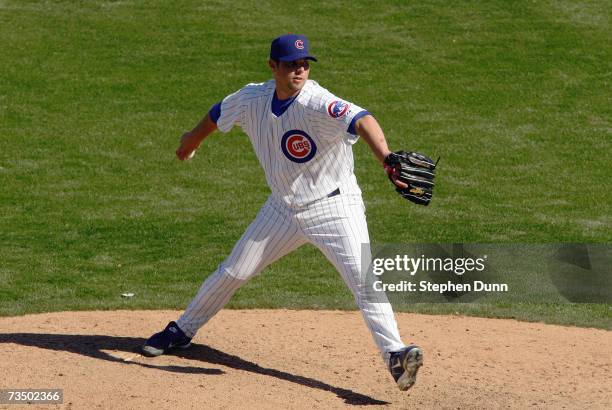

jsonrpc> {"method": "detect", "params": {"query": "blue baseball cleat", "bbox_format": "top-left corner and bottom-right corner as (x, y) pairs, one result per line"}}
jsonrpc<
(142, 321), (192, 357)
(388, 345), (424, 391)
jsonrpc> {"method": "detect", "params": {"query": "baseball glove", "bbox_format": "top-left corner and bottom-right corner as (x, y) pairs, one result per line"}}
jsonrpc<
(384, 151), (438, 206)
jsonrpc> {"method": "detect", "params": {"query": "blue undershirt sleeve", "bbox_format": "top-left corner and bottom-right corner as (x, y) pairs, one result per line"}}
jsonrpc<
(208, 101), (222, 124)
(347, 110), (371, 135)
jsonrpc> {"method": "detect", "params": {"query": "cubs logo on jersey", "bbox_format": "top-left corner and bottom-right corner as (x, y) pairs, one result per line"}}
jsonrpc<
(327, 100), (350, 118)
(281, 130), (317, 163)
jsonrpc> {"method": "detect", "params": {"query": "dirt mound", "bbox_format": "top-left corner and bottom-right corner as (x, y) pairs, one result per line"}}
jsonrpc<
(0, 310), (610, 409)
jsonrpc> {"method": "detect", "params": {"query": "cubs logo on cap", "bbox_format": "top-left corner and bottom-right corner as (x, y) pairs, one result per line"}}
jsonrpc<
(327, 100), (350, 118)
(270, 34), (318, 62)
(281, 130), (317, 163)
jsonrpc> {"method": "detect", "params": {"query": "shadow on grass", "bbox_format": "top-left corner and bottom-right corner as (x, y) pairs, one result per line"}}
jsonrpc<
(0, 333), (389, 406)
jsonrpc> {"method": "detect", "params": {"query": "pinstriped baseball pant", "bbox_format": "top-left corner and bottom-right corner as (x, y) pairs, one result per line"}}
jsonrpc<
(176, 192), (406, 362)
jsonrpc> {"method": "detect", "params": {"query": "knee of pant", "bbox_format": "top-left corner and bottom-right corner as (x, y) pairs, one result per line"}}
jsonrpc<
(217, 263), (252, 282)
(351, 282), (390, 307)
(349, 279), (364, 293)
(347, 283), (369, 304)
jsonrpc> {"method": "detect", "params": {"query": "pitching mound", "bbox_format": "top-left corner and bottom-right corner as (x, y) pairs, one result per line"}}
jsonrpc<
(0, 310), (610, 409)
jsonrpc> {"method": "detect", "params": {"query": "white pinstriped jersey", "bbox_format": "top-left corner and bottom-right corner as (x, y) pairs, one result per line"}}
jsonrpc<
(216, 79), (366, 207)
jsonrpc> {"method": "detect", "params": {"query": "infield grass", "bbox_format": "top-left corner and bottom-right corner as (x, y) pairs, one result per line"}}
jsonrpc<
(1, 1), (610, 328)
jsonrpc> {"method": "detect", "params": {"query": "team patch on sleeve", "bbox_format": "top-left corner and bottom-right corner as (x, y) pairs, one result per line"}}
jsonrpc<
(327, 100), (350, 118)
(281, 130), (317, 163)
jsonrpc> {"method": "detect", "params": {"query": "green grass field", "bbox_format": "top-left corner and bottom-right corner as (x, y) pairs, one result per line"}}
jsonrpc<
(1, 1), (610, 328)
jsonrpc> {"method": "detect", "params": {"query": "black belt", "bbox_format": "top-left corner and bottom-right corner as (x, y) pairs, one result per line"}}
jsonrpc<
(327, 188), (340, 198)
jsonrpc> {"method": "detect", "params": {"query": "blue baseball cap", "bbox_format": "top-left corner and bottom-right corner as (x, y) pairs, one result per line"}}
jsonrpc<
(270, 34), (317, 62)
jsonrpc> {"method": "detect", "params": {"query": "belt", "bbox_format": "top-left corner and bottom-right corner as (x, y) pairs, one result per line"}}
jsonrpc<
(327, 188), (340, 198)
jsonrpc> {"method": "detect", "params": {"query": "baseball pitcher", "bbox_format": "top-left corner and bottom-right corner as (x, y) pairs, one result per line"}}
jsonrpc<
(143, 34), (437, 391)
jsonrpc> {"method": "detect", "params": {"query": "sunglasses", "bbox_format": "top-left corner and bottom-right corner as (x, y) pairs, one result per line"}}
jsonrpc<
(281, 60), (310, 70)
